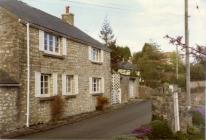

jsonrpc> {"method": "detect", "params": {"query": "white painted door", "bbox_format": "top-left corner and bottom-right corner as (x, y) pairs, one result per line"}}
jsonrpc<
(129, 80), (134, 98)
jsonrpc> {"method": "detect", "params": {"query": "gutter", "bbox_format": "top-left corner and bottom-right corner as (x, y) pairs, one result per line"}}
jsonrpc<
(18, 19), (30, 127)
(26, 22), (30, 127)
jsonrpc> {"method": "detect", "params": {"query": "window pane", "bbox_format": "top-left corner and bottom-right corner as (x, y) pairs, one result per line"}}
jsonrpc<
(45, 88), (48, 94)
(41, 87), (43, 95)
(67, 76), (74, 94)
(55, 37), (59, 53)
(67, 77), (71, 93)
(49, 35), (53, 51)
(44, 33), (48, 50)
(92, 49), (96, 60)
(44, 76), (48, 81)
(97, 79), (99, 92)
(40, 74), (50, 95)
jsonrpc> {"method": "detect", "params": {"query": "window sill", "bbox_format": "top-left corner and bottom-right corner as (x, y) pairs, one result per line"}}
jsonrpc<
(38, 96), (56, 101)
(43, 52), (65, 59)
(91, 93), (103, 96)
(0, 84), (21, 87)
(64, 94), (78, 99)
(90, 61), (103, 65)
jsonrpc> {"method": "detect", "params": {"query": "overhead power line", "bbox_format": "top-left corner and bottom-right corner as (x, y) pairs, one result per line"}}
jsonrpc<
(68, 0), (138, 11)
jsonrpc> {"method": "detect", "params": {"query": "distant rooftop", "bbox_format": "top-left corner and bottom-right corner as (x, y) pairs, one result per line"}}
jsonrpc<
(118, 61), (138, 71)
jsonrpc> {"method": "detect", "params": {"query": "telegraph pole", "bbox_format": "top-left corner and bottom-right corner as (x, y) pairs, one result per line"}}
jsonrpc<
(185, 0), (191, 109)
(176, 46), (179, 80)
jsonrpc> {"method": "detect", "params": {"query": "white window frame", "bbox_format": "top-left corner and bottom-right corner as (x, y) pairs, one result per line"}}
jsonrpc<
(92, 48), (101, 62)
(62, 74), (78, 96)
(40, 74), (51, 97)
(35, 72), (58, 98)
(89, 47), (103, 63)
(44, 32), (60, 55)
(92, 77), (102, 94)
(66, 75), (74, 95)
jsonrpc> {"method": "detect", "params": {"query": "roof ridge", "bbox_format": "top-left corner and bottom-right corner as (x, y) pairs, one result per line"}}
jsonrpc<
(18, 0), (104, 46)
(0, 0), (110, 52)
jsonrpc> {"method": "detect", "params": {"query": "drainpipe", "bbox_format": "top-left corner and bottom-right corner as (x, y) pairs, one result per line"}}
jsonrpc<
(26, 23), (30, 127)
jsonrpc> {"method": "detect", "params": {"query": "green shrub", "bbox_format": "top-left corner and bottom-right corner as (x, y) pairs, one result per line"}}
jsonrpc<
(187, 126), (201, 135)
(187, 126), (205, 140)
(175, 131), (188, 140)
(148, 120), (174, 139)
(113, 135), (139, 140)
(191, 111), (205, 127)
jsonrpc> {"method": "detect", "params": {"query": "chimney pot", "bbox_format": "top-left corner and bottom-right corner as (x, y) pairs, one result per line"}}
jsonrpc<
(62, 5), (74, 25)
(66, 6), (70, 14)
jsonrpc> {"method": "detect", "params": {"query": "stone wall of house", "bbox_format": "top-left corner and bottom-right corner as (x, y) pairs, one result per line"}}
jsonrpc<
(18, 22), (111, 126)
(0, 7), (21, 132)
(0, 8), (111, 131)
(0, 87), (19, 132)
(0, 7), (20, 82)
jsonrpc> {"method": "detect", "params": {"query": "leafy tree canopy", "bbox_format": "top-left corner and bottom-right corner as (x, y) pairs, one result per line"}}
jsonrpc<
(133, 43), (166, 88)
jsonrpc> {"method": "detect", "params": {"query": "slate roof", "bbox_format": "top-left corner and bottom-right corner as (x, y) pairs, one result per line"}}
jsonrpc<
(0, 0), (110, 52)
(118, 61), (138, 71)
(0, 69), (18, 84)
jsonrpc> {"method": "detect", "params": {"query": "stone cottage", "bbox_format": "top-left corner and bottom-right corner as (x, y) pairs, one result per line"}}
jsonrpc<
(0, 0), (111, 131)
(118, 61), (139, 103)
(111, 61), (139, 104)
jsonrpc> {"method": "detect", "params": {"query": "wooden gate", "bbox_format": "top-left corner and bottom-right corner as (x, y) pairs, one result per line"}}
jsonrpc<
(111, 74), (121, 104)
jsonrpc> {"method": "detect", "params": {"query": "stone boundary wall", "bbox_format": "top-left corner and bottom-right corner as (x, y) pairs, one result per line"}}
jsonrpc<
(190, 81), (205, 89)
(138, 85), (193, 131)
(0, 87), (19, 132)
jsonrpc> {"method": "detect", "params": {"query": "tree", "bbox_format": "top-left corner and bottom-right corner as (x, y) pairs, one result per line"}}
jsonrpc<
(163, 51), (186, 88)
(116, 46), (131, 61)
(165, 35), (206, 82)
(109, 42), (122, 71)
(99, 18), (115, 47)
(191, 63), (205, 81)
(99, 18), (132, 72)
(133, 43), (166, 88)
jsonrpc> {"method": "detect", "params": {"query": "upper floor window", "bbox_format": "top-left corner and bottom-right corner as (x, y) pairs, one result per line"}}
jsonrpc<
(44, 32), (60, 54)
(92, 48), (101, 62)
(88, 46), (104, 63)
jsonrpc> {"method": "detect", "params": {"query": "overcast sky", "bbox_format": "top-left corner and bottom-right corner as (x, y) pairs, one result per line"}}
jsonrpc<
(21, 0), (206, 53)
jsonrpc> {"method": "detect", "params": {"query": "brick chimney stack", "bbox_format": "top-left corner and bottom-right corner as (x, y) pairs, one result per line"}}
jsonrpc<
(62, 5), (74, 25)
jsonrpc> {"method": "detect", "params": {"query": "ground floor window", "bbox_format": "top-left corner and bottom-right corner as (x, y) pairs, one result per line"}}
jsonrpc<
(66, 75), (74, 95)
(35, 72), (58, 97)
(92, 77), (102, 93)
(41, 74), (51, 96)
(62, 74), (79, 96)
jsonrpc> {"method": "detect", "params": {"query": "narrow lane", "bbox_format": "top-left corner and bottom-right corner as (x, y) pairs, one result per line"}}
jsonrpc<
(19, 101), (152, 139)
